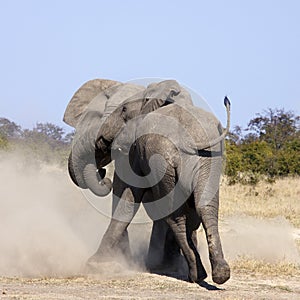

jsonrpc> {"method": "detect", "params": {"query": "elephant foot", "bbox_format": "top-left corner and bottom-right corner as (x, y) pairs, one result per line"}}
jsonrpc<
(188, 265), (207, 283)
(85, 254), (128, 275)
(85, 253), (105, 273)
(212, 259), (230, 284)
(197, 263), (208, 283)
(148, 252), (182, 271)
(147, 254), (190, 281)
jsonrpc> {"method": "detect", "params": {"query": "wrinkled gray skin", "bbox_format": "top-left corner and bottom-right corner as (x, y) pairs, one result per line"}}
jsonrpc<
(94, 93), (231, 284)
(64, 79), (194, 270)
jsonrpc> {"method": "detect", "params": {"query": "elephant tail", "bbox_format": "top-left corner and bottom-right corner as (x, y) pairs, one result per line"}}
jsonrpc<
(197, 96), (231, 150)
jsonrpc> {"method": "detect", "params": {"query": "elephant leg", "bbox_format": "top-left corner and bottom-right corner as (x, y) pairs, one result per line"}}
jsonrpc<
(142, 190), (181, 271)
(114, 226), (131, 261)
(88, 174), (139, 265)
(163, 202), (207, 282)
(185, 202), (207, 281)
(194, 189), (230, 284)
(186, 197), (201, 249)
(146, 219), (183, 272)
(186, 227), (207, 283)
(146, 218), (169, 270)
(165, 211), (206, 283)
(144, 162), (205, 283)
(109, 174), (131, 261)
(162, 226), (182, 267)
(160, 200), (203, 275)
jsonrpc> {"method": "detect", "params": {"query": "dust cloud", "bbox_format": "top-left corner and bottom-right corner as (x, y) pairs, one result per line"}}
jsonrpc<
(0, 151), (114, 277)
(221, 215), (300, 263)
(197, 215), (300, 271)
(0, 151), (299, 278)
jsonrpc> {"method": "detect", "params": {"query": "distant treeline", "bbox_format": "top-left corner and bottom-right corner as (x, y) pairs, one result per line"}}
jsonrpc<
(225, 108), (300, 184)
(0, 107), (299, 184)
(0, 118), (74, 167)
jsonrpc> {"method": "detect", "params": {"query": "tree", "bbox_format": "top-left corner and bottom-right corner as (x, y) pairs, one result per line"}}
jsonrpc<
(226, 125), (243, 144)
(0, 118), (22, 138)
(34, 122), (65, 141)
(225, 108), (300, 183)
(247, 108), (299, 150)
(0, 133), (9, 150)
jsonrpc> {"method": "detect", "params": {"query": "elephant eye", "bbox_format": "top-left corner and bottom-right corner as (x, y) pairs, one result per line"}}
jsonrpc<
(122, 106), (127, 113)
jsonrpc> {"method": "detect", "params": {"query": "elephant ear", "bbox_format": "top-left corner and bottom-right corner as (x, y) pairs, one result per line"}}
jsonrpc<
(63, 79), (120, 127)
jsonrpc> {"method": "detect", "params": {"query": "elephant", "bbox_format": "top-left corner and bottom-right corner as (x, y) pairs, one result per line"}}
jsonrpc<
(92, 89), (231, 284)
(63, 79), (194, 270)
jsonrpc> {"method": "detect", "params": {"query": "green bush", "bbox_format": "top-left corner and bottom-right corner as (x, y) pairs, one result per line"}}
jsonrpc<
(0, 133), (9, 150)
(225, 108), (300, 184)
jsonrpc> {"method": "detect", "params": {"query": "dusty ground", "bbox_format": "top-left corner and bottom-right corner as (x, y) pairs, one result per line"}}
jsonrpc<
(0, 155), (299, 300)
(1, 272), (300, 300)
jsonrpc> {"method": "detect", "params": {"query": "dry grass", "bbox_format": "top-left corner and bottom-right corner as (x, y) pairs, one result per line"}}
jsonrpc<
(220, 177), (300, 276)
(220, 177), (300, 228)
(230, 256), (300, 277)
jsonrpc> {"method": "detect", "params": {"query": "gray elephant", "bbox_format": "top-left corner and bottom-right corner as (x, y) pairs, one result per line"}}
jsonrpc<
(92, 87), (231, 284)
(63, 79), (194, 269)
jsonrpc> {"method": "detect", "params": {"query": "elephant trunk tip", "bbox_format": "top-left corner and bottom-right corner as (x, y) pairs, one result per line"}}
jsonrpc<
(83, 163), (112, 197)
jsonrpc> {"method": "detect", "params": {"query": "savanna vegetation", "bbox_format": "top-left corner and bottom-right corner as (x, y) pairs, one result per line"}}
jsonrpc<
(0, 118), (73, 167)
(225, 108), (300, 184)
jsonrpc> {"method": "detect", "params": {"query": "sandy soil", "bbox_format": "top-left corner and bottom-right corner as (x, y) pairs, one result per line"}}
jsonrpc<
(0, 156), (299, 300)
(1, 272), (300, 300)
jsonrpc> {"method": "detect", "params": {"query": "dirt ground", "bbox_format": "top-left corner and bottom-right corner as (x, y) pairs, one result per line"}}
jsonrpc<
(0, 157), (299, 300)
(1, 271), (300, 300)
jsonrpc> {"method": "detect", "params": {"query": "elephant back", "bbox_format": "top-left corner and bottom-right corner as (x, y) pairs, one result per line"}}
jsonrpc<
(137, 104), (223, 154)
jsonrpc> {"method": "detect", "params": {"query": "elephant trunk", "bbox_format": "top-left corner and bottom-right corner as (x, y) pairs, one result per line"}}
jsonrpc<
(68, 152), (81, 187)
(83, 163), (112, 196)
(67, 150), (112, 196)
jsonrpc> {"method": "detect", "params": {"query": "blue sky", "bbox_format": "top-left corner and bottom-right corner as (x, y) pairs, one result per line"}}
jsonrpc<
(0, 0), (299, 133)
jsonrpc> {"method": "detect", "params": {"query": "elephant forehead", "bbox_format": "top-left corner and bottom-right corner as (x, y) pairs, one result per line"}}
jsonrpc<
(104, 84), (145, 112)
(144, 80), (181, 98)
(143, 80), (193, 105)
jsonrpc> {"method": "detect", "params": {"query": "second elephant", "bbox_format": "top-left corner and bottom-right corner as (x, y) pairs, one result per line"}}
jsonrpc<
(64, 79), (194, 271)
(93, 91), (231, 284)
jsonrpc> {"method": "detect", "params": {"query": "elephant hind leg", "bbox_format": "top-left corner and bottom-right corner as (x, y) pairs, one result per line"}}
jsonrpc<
(165, 212), (207, 283)
(194, 191), (230, 284)
(186, 207), (207, 282)
(146, 218), (170, 271)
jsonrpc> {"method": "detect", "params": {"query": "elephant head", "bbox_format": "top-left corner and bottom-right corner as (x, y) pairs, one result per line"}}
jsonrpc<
(95, 80), (192, 150)
(63, 79), (145, 196)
